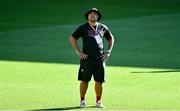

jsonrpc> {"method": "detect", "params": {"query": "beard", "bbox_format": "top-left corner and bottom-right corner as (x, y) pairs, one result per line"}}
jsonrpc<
(89, 19), (97, 22)
(88, 17), (98, 22)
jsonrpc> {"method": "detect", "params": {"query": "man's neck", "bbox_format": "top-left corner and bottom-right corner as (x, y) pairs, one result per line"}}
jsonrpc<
(88, 21), (97, 26)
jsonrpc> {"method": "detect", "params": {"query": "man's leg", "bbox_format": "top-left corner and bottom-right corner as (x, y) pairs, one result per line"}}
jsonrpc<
(95, 81), (105, 108)
(80, 81), (88, 101)
(95, 81), (102, 102)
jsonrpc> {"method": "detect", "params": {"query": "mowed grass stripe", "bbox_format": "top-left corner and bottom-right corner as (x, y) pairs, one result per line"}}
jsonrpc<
(0, 60), (180, 110)
(0, 13), (180, 69)
(0, 60), (80, 110)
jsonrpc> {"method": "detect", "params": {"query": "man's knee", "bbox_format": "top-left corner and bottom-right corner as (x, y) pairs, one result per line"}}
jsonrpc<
(95, 81), (103, 85)
(81, 81), (89, 85)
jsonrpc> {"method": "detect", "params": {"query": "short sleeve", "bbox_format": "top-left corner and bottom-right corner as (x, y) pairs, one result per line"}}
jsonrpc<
(104, 29), (113, 40)
(72, 26), (82, 39)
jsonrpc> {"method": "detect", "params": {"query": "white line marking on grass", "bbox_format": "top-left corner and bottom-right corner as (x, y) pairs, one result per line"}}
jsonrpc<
(111, 27), (137, 31)
(0, 13), (179, 34)
(104, 12), (180, 23)
(0, 22), (43, 26)
(0, 24), (77, 34)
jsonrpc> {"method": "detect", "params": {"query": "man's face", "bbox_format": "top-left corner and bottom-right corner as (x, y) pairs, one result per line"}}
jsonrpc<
(88, 11), (99, 22)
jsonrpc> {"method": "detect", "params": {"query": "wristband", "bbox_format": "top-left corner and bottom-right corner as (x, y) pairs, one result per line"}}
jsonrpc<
(75, 50), (81, 56)
(106, 50), (111, 53)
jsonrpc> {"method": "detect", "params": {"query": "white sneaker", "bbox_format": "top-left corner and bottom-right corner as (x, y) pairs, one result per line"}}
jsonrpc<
(96, 100), (105, 108)
(80, 100), (86, 108)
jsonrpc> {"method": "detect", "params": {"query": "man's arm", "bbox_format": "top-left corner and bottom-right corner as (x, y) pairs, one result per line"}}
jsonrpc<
(69, 36), (88, 60)
(102, 35), (114, 61)
(107, 35), (114, 52)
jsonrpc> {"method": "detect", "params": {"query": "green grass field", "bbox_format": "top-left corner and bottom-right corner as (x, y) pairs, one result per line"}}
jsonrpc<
(1, 61), (180, 110)
(0, 0), (180, 110)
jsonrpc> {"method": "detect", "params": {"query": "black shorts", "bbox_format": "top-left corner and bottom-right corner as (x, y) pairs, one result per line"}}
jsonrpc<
(78, 58), (106, 82)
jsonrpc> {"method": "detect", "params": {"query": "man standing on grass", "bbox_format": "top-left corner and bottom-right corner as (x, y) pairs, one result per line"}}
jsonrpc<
(70, 8), (114, 108)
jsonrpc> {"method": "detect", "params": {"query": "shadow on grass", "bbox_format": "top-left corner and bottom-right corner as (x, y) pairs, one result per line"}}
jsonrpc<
(1, 12), (180, 70)
(29, 106), (97, 111)
(131, 69), (180, 73)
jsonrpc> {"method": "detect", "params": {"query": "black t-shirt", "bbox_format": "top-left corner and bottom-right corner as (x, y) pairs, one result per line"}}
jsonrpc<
(72, 22), (113, 59)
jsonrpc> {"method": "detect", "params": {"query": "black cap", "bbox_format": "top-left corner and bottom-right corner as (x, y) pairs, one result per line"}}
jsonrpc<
(85, 8), (102, 21)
